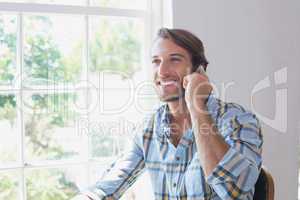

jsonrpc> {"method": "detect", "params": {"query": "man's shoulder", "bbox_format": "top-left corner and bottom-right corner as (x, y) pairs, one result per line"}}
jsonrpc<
(213, 97), (250, 115)
(213, 97), (260, 126)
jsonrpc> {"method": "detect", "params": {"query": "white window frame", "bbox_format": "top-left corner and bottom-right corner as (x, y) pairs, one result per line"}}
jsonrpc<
(0, 1), (169, 199)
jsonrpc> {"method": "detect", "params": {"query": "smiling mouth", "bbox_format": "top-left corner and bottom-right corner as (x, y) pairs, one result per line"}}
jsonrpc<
(156, 79), (179, 86)
(159, 80), (177, 86)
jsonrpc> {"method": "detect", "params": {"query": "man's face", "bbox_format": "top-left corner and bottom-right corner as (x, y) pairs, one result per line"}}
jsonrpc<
(151, 38), (193, 102)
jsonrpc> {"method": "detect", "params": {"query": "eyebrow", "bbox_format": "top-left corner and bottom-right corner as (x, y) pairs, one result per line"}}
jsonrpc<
(151, 53), (186, 59)
(169, 53), (186, 58)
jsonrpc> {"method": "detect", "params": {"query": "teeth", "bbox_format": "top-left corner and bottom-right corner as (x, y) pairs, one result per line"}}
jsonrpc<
(160, 80), (176, 86)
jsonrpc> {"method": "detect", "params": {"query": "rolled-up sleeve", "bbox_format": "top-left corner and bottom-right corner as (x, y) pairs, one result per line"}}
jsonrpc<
(82, 133), (145, 200)
(207, 109), (263, 200)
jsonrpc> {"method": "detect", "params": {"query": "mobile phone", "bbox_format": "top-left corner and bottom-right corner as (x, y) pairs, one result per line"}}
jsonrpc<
(196, 65), (206, 75)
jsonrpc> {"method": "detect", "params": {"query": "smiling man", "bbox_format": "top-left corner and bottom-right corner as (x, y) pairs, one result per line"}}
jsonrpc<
(73, 28), (263, 200)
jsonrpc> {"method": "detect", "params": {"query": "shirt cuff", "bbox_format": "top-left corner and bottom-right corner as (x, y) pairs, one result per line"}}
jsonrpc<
(206, 147), (255, 185)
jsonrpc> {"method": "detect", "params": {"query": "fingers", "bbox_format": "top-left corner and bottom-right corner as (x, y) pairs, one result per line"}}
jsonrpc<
(183, 76), (188, 89)
(183, 66), (209, 89)
(195, 65), (208, 78)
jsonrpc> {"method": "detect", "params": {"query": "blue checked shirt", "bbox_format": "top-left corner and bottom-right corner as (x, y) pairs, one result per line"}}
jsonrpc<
(84, 93), (263, 200)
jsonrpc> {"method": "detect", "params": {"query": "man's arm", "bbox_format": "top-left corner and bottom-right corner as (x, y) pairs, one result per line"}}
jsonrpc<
(183, 71), (262, 199)
(191, 105), (230, 177)
(72, 133), (145, 200)
(192, 104), (262, 199)
(183, 68), (231, 177)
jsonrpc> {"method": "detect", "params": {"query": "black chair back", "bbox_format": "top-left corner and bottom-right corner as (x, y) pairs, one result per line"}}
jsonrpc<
(253, 167), (274, 200)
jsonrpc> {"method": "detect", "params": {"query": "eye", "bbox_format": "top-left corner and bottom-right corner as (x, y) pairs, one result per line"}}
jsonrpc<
(152, 58), (161, 65)
(171, 57), (182, 62)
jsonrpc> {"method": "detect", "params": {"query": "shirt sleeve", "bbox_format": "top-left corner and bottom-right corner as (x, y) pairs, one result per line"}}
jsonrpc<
(82, 132), (145, 200)
(206, 107), (263, 200)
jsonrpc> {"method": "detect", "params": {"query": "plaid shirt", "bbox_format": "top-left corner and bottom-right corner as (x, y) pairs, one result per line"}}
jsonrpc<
(84, 93), (263, 200)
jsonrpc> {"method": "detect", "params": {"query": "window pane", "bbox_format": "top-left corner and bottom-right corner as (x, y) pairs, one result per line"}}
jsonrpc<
(88, 162), (111, 184)
(0, 94), (19, 166)
(23, 14), (85, 86)
(0, 170), (20, 200)
(89, 16), (144, 81)
(90, 0), (147, 10)
(0, 14), (17, 86)
(88, 87), (144, 159)
(23, 92), (86, 161)
(90, 130), (115, 158)
(89, 123), (131, 159)
(89, 125), (135, 159)
(88, 72), (149, 159)
(0, 0), (86, 6)
(89, 113), (132, 158)
(134, 81), (159, 114)
(25, 166), (86, 200)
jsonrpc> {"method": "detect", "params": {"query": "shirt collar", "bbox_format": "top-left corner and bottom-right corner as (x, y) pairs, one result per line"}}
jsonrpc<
(155, 91), (219, 141)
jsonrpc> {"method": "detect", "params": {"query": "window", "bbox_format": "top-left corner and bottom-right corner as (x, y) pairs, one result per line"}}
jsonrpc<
(0, 1), (164, 199)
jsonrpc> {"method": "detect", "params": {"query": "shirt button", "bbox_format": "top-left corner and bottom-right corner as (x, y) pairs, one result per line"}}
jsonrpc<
(176, 156), (180, 161)
(173, 183), (177, 187)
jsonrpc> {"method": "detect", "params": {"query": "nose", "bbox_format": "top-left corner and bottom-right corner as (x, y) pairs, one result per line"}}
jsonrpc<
(157, 60), (171, 77)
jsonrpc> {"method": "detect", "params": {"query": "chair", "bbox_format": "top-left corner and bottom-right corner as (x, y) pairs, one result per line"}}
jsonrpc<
(253, 167), (275, 200)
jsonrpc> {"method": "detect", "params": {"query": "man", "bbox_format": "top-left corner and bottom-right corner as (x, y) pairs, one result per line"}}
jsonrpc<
(73, 28), (263, 200)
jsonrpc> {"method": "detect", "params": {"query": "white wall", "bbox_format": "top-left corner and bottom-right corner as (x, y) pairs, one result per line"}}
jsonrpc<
(172, 0), (300, 199)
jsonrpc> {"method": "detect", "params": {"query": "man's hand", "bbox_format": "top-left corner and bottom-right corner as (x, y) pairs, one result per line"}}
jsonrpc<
(182, 66), (212, 116)
(71, 194), (92, 200)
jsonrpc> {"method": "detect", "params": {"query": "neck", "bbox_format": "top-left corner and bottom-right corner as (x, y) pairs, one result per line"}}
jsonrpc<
(166, 99), (192, 146)
(167, 98), (191, 123)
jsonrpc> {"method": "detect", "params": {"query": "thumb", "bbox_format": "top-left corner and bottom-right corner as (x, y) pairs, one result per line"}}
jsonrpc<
(182, 76), (189, 89)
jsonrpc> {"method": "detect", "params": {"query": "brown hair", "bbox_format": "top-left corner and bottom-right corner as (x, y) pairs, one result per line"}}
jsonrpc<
(156, 28), (209, 72)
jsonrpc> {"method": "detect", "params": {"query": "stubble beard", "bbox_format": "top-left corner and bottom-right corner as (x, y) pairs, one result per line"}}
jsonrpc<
(159, 87), (185, 102)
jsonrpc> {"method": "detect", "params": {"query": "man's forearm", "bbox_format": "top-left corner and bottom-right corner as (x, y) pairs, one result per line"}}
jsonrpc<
(191, 105), (229, 177)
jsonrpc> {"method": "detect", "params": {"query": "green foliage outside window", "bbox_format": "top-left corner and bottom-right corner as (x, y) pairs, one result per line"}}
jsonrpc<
(0, 13), (142, 200)
(0, 16), (16, 85)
